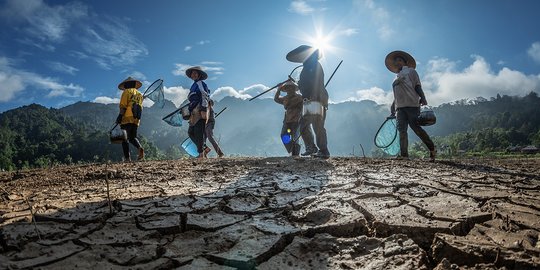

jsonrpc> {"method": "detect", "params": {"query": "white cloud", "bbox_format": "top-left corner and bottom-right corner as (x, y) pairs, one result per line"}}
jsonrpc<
(69, 50), (89, 59)
(357, 0), (394, 41)
(17, 38), (56, 52)
(0, 0), (147, 69)
(93, 95), (154, 108)
(211, 87), (252, 101)
(377, 25), (394, 40)
(129, 71), (147, 81)
(0, 56), (84, 101)
(527, 42), (540, 63)
(344, 55), (540, 106)
(423, 55), (540, 105)
(289, 0), (315, 15)
(46, 61), (79, 75)
(339, 28), (359, 37)
(172, 62), (225, 78)
(164, 86), (190, 107)
(0, 72), (24, 102)
(79, 18), (148, 69)
(184, 40), (210, 52)
(0, 0), (87, 42)
(347, 87), (393, 104)
(210, 84), (269, 102)
(363, 0), (375, 9)
(93, 96), (119, 104)
(172, 64), (192, 76)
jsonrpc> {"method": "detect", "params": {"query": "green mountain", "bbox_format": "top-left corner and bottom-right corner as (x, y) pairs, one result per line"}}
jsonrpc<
(0, 104), (164, 171)
(60, 99), (186, 151)
(1, 91), (539, 170)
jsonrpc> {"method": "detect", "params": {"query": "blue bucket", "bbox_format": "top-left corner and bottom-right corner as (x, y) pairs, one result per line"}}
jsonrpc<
(181, 138), (199, 157)
(281, 134), (292, 144)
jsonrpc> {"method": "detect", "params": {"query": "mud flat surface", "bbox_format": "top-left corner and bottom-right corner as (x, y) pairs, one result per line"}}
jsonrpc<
(0, 157), (539, 269)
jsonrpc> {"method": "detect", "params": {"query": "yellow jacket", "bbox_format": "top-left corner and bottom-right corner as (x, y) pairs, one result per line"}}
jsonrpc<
(119, 88), (143, 126)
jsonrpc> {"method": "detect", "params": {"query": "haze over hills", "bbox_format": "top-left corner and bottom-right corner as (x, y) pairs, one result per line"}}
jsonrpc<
(47, 92), (540, 155)
(1, 91), (539, 170)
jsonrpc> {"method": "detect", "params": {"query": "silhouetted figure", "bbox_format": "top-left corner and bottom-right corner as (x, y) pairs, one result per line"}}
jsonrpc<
(385, 50), (435, 161)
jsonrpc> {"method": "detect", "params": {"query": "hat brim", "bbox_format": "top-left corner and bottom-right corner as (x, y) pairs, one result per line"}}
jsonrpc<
(286, 45), (322, 63)
(385, 51), (416, 73)
(280, 85), (298, 92)
(185, 68), (208, 80)
(118, 79), (142, 90)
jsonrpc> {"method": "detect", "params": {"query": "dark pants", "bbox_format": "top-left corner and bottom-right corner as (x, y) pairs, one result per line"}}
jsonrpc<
(188, 119), (205, 154)
(120, 123), (142, 160)
(281, 121), (301, 156)
(396, 107), (435, 157)
(205, 120), (223, 155)
(300, 110), (329, 155)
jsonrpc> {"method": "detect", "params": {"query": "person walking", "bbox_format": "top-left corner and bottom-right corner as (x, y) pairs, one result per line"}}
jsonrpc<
(116, 77), (144, 161)
(204, 99), (224, 157)
(385, 50), (436, 161)
(274, 80), (303, 157)
(186, 66), (210, 159)
(286, 45), (330, 159)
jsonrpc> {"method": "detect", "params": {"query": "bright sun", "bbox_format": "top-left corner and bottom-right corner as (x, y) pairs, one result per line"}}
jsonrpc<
(311, 35), (331, 54)
(304, 26), (336, 59)
(292, 20), (340, 60)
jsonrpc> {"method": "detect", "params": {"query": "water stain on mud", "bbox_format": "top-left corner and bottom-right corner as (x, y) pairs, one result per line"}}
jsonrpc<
(1, 157), (539, 269)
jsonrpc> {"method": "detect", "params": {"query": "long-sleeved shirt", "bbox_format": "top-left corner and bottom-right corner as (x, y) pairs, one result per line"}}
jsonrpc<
(188, 80), (210, 112)
(392, 66), (423, 108)
(275, 92), (303, 123)
(119, 88), (143, 126)
(298, 60), (328, 106)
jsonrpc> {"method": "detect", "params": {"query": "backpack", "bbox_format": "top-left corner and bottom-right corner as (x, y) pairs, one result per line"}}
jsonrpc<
(131, 91), (144, 120)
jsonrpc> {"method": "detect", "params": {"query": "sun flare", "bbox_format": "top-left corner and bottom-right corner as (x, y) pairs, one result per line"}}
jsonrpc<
(310, 34), (331, 55)
(301, 23), (338, 59)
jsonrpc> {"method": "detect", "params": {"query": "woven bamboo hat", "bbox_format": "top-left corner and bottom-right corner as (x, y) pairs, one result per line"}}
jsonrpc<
(286, 45), (322, 63)
(185, 66), (208, 80)
(118, 77), (142, 90)
(279, 80), (298, 92)
(385, 50), (416, 73)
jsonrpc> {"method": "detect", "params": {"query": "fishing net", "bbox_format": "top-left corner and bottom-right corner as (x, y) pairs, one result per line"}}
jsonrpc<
(162, 100), (189, 127)
(374, 116), (400, 156)
(143, 79), (165, 108)
(162, 108), (184, 127)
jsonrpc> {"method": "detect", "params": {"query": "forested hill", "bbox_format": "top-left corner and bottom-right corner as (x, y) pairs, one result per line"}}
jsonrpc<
(432, 92), (540, 153)
(0, 104), (110, 170)
(60, 100), (185, 151)
(0, 104), (163, 171)
(1, 92), (539, 171)
(433, 92), (540, 136)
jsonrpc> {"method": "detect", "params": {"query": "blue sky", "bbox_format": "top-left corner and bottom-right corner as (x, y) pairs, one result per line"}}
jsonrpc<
(1, 0), (540, 112)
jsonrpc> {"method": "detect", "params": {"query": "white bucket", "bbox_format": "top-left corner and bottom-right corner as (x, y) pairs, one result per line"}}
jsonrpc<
(109, 126), (127, 144)
(303, 100), (323, 116)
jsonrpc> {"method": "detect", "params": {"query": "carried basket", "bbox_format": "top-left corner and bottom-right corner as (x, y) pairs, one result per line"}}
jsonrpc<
(417, 106), (436, 126)
(109, 124), (127, 144)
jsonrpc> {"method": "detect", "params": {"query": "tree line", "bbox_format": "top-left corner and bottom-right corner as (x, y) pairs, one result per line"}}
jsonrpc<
(410, 92), (540, 157)
(1, 92), (539, 170)
(0, 104), (164, 171)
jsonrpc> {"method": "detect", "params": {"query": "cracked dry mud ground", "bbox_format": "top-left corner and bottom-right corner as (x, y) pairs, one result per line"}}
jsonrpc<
(0, 157), (539, 269)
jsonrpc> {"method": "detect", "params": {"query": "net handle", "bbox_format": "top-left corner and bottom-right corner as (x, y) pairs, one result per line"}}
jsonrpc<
(162, 106), (184, 121)
(143, 79), (163, 97)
